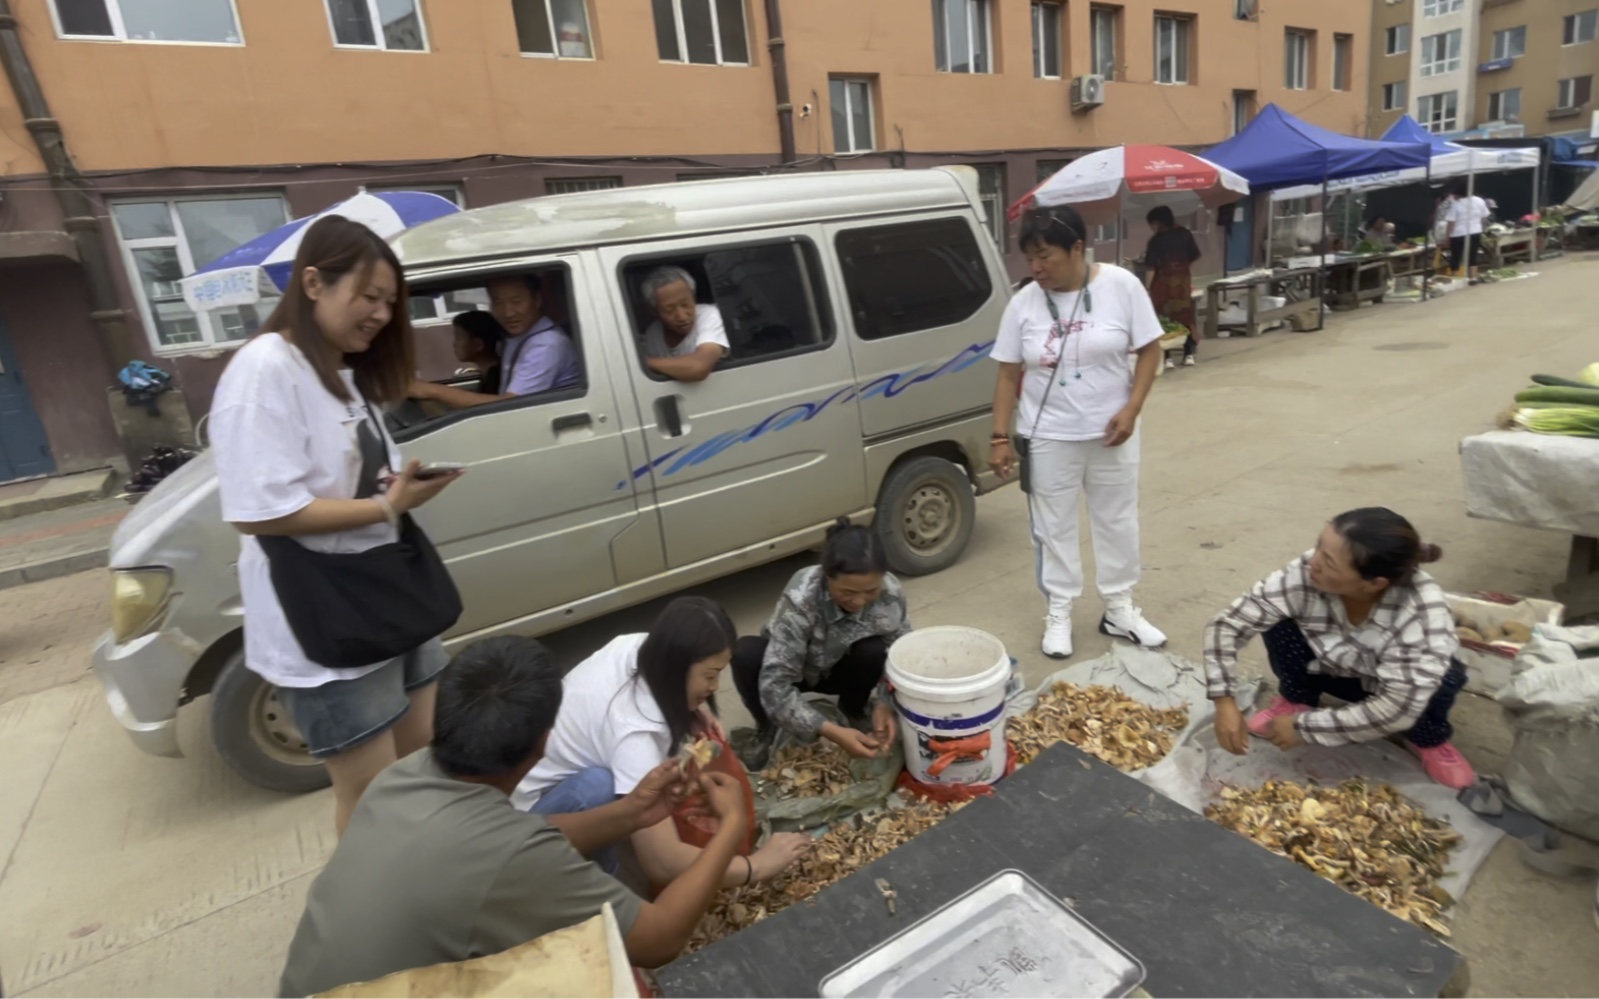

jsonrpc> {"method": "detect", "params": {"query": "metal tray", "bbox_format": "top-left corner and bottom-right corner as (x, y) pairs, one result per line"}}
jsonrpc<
(818, 869), (1145, 999)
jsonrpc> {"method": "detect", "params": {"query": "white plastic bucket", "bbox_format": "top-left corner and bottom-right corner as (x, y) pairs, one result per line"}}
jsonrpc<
(887, 626), (1011, 786)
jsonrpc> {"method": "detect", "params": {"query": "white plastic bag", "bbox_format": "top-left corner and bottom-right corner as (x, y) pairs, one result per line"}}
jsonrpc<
(1496, 624), (1599, 840)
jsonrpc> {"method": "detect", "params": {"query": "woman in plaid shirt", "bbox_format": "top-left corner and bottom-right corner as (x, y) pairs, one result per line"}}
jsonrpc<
(1205, 508), (1476, 788)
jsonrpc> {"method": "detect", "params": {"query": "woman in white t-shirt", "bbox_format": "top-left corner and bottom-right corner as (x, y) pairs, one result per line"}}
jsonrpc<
(209, 217), (463, 835)
(989, 205), (1167, 661)
(514, 596), (809, 887)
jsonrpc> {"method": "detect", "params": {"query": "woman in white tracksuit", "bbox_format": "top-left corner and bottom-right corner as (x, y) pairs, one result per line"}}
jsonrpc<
(988, 205), (1167, 660)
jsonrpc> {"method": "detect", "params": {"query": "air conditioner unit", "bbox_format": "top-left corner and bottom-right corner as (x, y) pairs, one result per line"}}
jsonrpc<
(1071, 75), (1106, 111)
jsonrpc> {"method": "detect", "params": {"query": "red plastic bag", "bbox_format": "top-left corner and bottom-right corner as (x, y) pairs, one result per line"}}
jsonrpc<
(671, 729), (756, 856)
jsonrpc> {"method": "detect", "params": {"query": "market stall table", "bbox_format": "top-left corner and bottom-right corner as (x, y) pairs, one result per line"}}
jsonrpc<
(1202, 266), (1324, 339)
(657, 745), (1464, 998)
(1386, 245), (1434, 282)
(1488, 229), (1536, 267)
(1461, 430), (1599, 619)
(1326, 255), (1393, 310)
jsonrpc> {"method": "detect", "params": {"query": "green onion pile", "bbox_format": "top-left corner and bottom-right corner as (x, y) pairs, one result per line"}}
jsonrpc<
(1503, 364), (1599, 438)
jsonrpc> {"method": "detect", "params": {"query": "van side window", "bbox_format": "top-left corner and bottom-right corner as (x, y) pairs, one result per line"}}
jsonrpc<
(623, 239), (833, 378)
(835, 218), (994, 340)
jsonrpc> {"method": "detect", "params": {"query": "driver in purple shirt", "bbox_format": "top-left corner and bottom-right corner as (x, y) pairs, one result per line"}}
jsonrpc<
(410, 275), (581, 409)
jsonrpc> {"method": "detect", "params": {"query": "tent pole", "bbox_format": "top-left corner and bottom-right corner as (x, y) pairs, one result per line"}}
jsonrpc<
(1319, 171), (1329, 327)
(1531, 155), (1543, 262)
(1423, 154), (1432, 302)
(1465, 162), (1477, 281)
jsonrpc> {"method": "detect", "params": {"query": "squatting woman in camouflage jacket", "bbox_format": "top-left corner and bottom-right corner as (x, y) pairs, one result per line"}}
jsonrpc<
(732, 520), (913, 769)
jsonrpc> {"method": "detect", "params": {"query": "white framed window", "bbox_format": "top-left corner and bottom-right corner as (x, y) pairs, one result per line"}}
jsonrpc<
(49, 0), (243, 44)
(326, 0), (427, 51)
(1490, 26), (1526, 61)
(1091, 6), (1117, 79)
(1557, 75), (1593, 110)
(1033, 1), (1063, 79)
(1487, 87), (1521, 122)
(1422, 0), (1462, 17)
(1383, 80), (1407, 111)
(111, 195), (289, 352)
(972, 164), (1005, 247)
(1235, 0), (1256, 21)
(830, 78), (875, 153)
(1154, 15), (1190, 86)
(1419, 30), (1461, 77)
(1563, 10), (1597, 46)
(1417, 91), (1458, 133)
(652, 0), (749, 66)
(512, 0), (593, 58)
(1092, 221), (1119, 243)
(546, 177), (623, 194)
(1037, 158), (1072, 182)
(1385, 24), (1409, 56)
(1284, 29), (1309, 90)
(933, 0), (992, 74)
(1332, 33), (1351, 91)
(1232, 90), (1255, 135)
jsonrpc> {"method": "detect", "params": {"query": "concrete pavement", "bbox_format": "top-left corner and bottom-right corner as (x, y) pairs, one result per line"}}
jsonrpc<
(3, 259), (1598, 996)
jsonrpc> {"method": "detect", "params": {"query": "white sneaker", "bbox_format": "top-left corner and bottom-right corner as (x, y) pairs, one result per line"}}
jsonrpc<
(1100, 602), (1168, 648)
(1042, 607), (1073, 659)
(1182, 355), (1196, 367)
(1164, 358), (1176, 370)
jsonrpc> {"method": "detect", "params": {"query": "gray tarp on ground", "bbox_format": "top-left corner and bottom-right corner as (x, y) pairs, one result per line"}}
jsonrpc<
(1498, 624), (1599, 841)
(1460, 430), (1599, 537)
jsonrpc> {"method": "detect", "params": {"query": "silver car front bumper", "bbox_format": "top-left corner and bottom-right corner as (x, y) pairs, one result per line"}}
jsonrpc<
(91, 630), (192, 758)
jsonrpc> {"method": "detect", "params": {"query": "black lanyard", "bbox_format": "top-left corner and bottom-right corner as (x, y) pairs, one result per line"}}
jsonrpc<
(1027, 285), (1086, 440)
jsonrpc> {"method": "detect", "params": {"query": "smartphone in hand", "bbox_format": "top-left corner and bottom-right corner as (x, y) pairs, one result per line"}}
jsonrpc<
(413, 462), (465, 480)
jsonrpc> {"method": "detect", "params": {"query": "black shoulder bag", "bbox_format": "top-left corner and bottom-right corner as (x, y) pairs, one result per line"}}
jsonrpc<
(1014, 286), (1085, 494)
(256, 401), (462, 669)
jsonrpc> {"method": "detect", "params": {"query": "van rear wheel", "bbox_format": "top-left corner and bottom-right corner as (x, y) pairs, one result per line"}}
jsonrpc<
(874, 456), (976, 577)
(210, 652), (330, 793)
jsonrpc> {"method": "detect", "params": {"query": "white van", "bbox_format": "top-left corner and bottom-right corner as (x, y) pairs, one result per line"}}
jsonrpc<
(94, 167), (1013, 790)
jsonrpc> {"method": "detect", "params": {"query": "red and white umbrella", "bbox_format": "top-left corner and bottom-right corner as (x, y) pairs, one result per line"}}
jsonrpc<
(1009, 144), (1250, 223)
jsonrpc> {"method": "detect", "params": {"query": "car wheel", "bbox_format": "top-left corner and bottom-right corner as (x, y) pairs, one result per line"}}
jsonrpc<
(873, 455), (976, 577)
(210, 651), (330, 793)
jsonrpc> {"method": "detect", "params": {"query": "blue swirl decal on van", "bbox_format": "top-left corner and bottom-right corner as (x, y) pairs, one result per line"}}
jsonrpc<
(618, 340), (994, 489)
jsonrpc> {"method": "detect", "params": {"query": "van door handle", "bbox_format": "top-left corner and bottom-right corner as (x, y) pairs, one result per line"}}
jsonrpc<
(552, 413), (592, 433)
(654, 395), (687, 438)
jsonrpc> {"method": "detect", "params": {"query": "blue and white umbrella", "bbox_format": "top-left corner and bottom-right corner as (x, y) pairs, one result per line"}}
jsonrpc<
(179, 191), (461, 312)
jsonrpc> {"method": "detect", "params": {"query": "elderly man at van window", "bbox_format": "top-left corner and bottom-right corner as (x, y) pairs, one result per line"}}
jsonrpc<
(410, 274), (582, 409)
(640, 266), (729, 383)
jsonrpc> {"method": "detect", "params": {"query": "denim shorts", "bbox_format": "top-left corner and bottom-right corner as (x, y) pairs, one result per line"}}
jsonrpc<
(276, 639), (450, 758)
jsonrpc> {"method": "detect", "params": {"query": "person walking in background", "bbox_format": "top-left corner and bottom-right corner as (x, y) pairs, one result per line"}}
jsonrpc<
(209, 217), (464, 836)
(1206, 507), (1476, 789)
(989, 206), (1168, 661)
(1142, 206), (1202, 368)
(1445, 182), (1491, 283)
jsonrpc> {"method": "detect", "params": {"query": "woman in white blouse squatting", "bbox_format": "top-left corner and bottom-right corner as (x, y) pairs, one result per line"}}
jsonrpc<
(1205, 507), (1476, 789)
(209, 217), (463, 836)
(988, 206), (1168, 659)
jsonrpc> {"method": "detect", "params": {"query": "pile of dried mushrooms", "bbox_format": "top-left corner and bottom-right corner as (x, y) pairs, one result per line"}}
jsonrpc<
(753, 743), (858, 800)
(1008, 682), (1189, 770)
(1205, 779), (1461, 936)
(686, 798), (963, 952)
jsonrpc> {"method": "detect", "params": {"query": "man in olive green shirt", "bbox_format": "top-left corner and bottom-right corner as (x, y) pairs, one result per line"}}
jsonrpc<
(279, 636), (747, 998)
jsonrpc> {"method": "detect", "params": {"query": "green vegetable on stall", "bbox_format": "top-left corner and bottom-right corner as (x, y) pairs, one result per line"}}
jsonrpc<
(1531, 374), (1595, 389)
(1515, 385), (1599, 407)
(1581, 363), (1599, 386)
(1512, 407), (1599, 438)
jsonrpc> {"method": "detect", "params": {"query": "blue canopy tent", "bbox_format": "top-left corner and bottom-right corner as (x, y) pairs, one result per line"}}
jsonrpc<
(1204, 104), (1431, 190)
(1205, 105), (1432, 304)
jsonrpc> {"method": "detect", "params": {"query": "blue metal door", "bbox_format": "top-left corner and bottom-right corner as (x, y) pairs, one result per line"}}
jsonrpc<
(0, 317), (55, 481)
(1225, 197), (1255, 274)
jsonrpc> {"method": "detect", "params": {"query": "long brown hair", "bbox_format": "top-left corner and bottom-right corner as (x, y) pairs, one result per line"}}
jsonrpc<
(261, 215), (414, 405)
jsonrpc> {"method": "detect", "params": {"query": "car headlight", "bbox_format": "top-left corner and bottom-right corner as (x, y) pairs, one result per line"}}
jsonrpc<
(111, 568), (174, 644)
